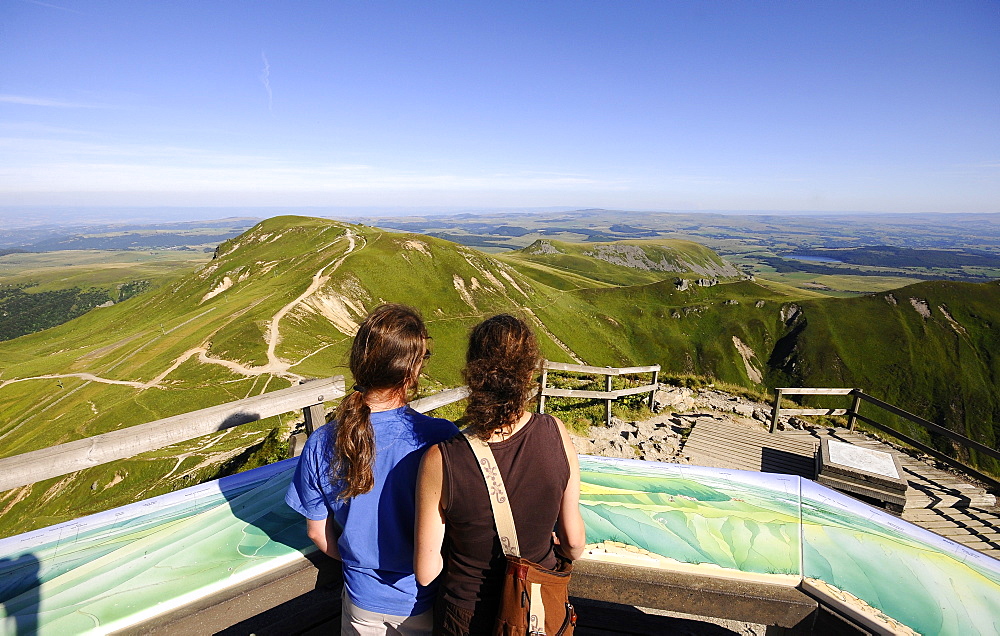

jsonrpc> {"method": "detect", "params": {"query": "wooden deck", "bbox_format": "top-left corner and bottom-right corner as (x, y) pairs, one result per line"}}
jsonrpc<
(681, 416), (1000, 560)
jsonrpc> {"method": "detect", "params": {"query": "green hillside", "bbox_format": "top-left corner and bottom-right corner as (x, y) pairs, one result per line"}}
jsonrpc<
(0, 215), (997, 538)
(505, 238), (742, 287)
(765, 281), (1000, 473)
(0, 216), (620, 535)
(0, 248), (211, 340)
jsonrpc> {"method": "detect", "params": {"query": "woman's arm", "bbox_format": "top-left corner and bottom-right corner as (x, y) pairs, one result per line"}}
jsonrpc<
(306, 517), (342, 560)
(553, 417), (587, 561)
(414, 444), (448, 586)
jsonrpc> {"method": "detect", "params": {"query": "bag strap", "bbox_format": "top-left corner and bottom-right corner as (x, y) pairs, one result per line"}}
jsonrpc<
(463, 432), (520, 558)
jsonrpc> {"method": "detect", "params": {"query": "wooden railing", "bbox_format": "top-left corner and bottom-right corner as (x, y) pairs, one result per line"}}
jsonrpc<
(0, 376), (345, 493)
(771, 387), (1000, 491)
(539, 361), (660, 426)
(409, 386), (470, 413)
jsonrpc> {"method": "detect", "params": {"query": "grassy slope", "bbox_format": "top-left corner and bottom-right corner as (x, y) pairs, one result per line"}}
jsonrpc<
(0, 217), (597, 535)
(504, 238), (741, 287)
(501, 249), (1000, 476)
(776, 281), (1000, 473)
(1, 215), (997, 536)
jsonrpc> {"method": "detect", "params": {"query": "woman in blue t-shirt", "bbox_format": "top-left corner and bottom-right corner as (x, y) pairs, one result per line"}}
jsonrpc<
(286, 304), (458, 635)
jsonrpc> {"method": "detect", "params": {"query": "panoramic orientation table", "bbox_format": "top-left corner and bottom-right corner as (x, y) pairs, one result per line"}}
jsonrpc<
(1, 455), (999, 635)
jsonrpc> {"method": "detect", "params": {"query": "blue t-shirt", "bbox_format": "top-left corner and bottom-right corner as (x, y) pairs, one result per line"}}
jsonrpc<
(284, 406), (458, 615)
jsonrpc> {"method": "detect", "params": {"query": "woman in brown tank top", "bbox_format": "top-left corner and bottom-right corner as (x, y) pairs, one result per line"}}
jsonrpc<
(414, 315), (586, 635)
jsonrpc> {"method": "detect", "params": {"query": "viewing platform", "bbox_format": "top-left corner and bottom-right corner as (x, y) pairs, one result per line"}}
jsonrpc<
(1, 376), (998, 635)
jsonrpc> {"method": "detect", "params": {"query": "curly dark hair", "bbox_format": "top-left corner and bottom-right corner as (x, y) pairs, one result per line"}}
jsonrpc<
(462, 314), (540, 440)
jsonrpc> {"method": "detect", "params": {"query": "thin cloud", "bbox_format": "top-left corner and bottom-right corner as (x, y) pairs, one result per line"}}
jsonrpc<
(0, 94), (100, 108)
(259, 52), (272, 111)
(24, 0), (84, 14)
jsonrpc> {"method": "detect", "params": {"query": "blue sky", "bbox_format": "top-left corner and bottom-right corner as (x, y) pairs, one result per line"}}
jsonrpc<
(1, 0), (998, 214)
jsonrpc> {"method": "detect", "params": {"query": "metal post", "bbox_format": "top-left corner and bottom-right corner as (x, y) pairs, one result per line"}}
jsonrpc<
(847, 390), (863, 431)
(769, 389), (784, 434)
(605, 372), (613, 427)
(539, 368), (548, 414)
(648, 368), (659, 410)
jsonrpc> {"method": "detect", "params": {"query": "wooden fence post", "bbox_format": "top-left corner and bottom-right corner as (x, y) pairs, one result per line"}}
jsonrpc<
(539, 367), (548, 414)
(302, 403), (326, 435)
(648, 368), (659, 410)
(769, 389), (784, 434)
(605, 371), (613, 427)
(847, 390), (863, 431)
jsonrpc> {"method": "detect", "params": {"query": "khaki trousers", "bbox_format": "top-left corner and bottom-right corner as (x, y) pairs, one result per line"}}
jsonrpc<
(341, 590), (433, 636)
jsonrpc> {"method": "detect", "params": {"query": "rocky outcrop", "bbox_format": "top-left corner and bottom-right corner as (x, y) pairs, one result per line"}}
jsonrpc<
(910, 297), (931, 319)
(780, 303), (802, 326)
(522, 240), (561, 255)
(585, 244), (686, 272)
(583, 244), (741, 279)
(571, 385), (806, 462)
(570, 414), (684, 462)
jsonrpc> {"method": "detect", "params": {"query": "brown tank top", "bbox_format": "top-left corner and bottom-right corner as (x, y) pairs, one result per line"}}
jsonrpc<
(437, 413), (570, 612)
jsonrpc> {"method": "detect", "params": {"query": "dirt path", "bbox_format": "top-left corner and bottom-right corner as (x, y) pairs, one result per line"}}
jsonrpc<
(0, 229), (365, 392)
(264, 229), (360, 371)
(0, 373), (148, 391)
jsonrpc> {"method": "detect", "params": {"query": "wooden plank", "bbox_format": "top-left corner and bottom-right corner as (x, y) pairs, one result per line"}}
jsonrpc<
(781, 408), (848, 416)
(605, 374), (613, 427)
(0, 376), (346, 493)
(906, 492), (996, 506)
(923, 525), (997, 537)
(688, 430), (815, 455)
(685, 437), (810, 461)
(408, 386), (470, 413)
(684, 444), (813, 474)
(543, 361), (620, 375)
(543, 387), (617, 399)
(614, 365), (661, 375)
(613, 383), (659, 397)
(302, 403), (326, 435)
(684, 438), (814, 461)
(685, 449), (759, 468)
(542, 360), (660, 375)
(902, 508), (1000, 520)
(776, 388), (855, 395)
(915, 520), (998, 530)
(538, 368), (548, 414)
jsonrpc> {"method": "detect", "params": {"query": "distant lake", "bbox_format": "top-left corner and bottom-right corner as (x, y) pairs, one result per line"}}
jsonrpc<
(789, 254), (844, 263)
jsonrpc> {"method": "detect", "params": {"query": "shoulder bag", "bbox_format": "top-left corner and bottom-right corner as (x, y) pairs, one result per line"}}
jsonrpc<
(464, 432), (576, 636)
